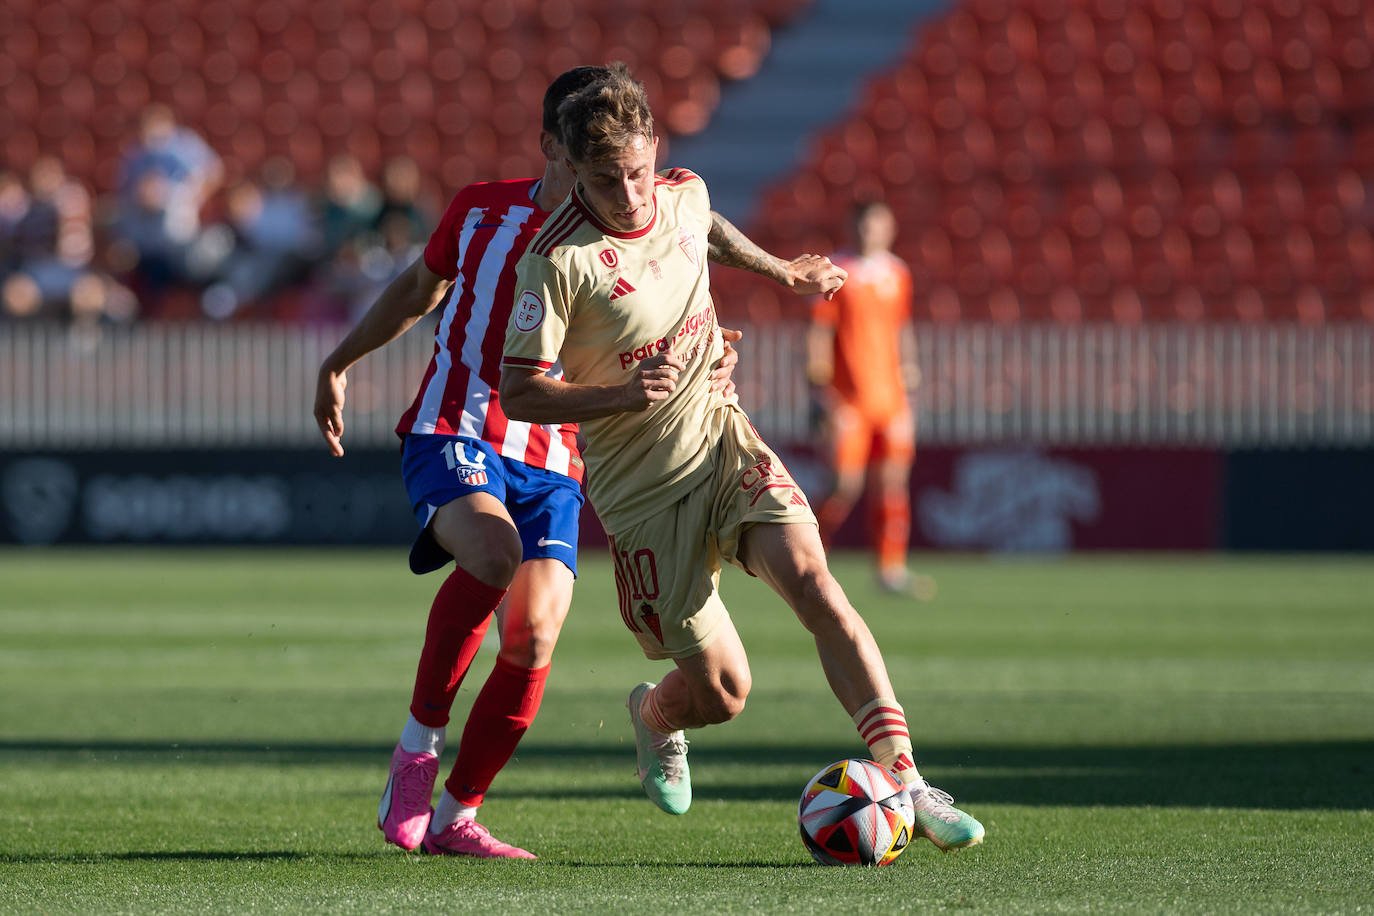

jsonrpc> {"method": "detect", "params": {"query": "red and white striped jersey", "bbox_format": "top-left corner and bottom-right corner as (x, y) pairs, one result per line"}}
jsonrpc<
(395, 178), (584, 483)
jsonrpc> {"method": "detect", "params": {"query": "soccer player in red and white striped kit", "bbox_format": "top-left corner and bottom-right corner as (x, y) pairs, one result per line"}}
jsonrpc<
(314, 66), (849, 858)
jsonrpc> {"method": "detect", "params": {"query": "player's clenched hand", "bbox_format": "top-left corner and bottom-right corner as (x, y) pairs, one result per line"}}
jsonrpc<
(786, 254), (847, 300)
(709, 327), (742, 396)
(314, 368), (348, 457)
(623, 352), (685, 411)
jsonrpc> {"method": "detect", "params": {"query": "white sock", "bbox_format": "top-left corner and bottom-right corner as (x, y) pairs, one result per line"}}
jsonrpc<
(431, 789), (479, 833)
(399, 715), (445, 757)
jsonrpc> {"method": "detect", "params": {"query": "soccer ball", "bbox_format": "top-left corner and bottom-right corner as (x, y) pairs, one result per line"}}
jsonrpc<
(798, 758), (915, 866)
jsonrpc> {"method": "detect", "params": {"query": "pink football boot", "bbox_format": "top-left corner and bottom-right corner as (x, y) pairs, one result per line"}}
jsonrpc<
(378, 744), (438, 850)
(422, 818), (537, 860)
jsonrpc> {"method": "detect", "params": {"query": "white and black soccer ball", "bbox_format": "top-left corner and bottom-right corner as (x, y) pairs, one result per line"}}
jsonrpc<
(798, 758), (916, 866)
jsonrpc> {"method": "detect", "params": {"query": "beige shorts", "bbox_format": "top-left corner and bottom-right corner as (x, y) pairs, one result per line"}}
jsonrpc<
(607, 407), (818, 660)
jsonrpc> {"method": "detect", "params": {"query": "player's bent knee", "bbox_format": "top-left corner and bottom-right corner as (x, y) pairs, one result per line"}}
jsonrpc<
(456, 548), (521, 589)
(699, 672), (750, 724)
(697, 689), (746, 724)
(498, 619), (563, 668)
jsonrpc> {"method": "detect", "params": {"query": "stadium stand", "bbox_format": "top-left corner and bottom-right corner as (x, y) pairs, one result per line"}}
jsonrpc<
(2, 0), (1370, 325)
(0, 0), (813, 321)
(715, 0), (1374, 324)
(0, 0), (806, 192)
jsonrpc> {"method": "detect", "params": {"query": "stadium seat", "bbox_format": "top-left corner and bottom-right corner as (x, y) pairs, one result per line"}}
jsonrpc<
(706, 8), (772, 81)
(924, 283), (963, 323)
(986, 286), (1020, 323)
(1046, 285), (1084, 324)
(1224, 285), (1268, 322)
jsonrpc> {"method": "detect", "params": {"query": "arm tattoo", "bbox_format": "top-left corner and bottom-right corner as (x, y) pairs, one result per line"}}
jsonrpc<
(707, 211), (789, 286)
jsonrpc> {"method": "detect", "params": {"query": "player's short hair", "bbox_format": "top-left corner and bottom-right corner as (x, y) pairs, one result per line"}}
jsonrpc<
(557, 62), (654, 164)
(542, 66), (611, 138)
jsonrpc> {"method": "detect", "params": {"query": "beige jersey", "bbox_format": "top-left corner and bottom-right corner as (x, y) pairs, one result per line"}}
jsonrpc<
(504, 167), (733, 531)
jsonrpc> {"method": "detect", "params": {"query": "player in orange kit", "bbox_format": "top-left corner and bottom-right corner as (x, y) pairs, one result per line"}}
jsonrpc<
(807, 198), (933, 598)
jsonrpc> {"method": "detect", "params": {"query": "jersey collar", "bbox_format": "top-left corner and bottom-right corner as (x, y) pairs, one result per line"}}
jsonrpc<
(571, 183), (658, 240)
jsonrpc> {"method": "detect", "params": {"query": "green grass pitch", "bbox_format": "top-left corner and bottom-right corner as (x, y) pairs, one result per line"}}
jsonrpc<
(2, 548), (1371, 914)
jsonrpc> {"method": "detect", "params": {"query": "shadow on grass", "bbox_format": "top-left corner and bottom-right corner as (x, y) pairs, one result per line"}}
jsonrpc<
(3, 739), (1370, 810)
(0, 850), (802, 869)
(0, 850), (380, 864)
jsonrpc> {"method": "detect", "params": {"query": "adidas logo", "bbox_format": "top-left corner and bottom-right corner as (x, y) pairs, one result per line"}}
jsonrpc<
(609, 277), (636, 300)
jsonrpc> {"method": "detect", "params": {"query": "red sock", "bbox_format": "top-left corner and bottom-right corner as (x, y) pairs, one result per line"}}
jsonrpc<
(445, 656), (550, 807)
(408, 566), (506, 728)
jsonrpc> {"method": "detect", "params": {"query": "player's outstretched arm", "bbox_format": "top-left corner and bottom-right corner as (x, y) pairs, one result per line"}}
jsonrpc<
(500, 353), (685, 424)
(313, 257), (452, 456)
(706, 211), (847, 300)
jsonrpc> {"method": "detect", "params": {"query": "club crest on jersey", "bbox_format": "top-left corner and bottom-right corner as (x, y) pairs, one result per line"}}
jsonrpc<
(599, 248), (619, 269)
(649, 258), (662, 280)
(678, 226), (699, 267)
(514, 290), (544, 332)
(609, 276), (636, 300)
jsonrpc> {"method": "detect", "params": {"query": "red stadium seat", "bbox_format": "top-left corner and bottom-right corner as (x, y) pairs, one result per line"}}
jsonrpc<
(710, 10), (772, 82)
(1168, 285), (1208, 323)
(1285, 122), (1345, 175)
(1109, 287), (1145, 324)
(1326, 288), (1372, 323)
(1225, 286), (1269, 322)
(1013, 244), (1056, 301)
(986, 286), (1021, 323)
(1047, 286), (1084, 324)
(1243, 170), (1306, 236)
(1280, 284), (1328, 324)
(995, 117), (1054, 182)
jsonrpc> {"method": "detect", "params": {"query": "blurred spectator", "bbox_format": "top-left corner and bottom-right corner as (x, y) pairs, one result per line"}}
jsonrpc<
(0, 170), (30, 281)
(318, 153), (382, 258)
(303, 238), (371, 324)
(374, 156), (433, 246)
(357, 210), (427, 316)
(29, 157), (92, 261)
(118, 104), (222, 245)
(6, 131), (536, 322)
(306, 207), (429, 325)
(3, 159), (136, 323)
(199, 158), (321, 319)
(106, 169), (196, 298)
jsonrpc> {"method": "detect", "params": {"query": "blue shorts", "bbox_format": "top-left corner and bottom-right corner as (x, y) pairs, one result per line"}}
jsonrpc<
(401, 434), (584, 576)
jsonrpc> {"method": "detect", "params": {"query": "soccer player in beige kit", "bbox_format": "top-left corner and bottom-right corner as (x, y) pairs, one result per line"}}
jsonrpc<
(500, 64), (983, 850)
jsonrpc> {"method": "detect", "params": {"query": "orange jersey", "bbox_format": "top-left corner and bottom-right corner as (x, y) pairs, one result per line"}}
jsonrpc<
(811, 250), (913, 421)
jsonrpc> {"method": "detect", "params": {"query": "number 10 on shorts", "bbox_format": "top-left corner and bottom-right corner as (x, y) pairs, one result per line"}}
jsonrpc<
(442, 440), (489, 486)
(611, 542), (659, 633)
